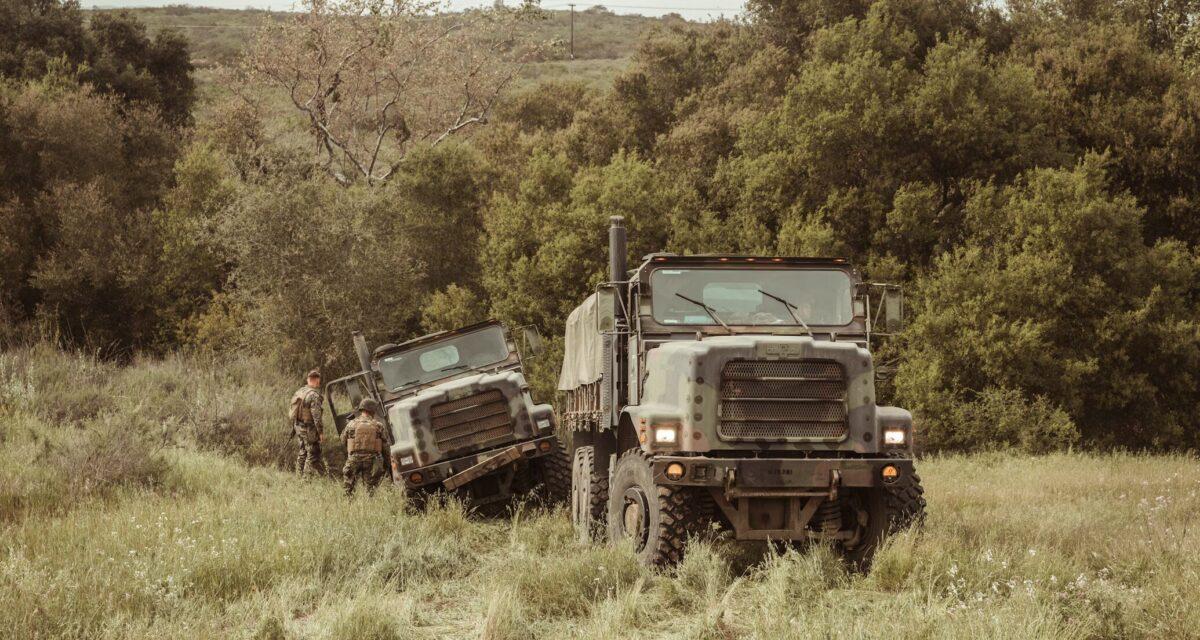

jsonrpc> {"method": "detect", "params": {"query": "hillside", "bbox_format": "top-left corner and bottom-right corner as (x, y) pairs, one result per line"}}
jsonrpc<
(84, 5), (686, 85)
(1, 348), (1197, 639)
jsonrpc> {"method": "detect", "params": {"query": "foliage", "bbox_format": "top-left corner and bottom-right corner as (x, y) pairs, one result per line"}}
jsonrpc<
(220, 176), (425, 371)
(2, 353), (1198, 639)
(0, 77), (180, 354)
(0, 0), (195, 125)
(240, 0), (542, 185)
(6, 0), (1200, 451)
(896, 156), (1200, 451)
(421, 284), (489, 333)
(482, 150), (686, 337)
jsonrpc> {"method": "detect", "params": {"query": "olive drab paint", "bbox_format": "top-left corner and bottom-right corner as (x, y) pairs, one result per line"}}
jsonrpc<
(325, 320), (571, 508)
(560, 216), (926, 566)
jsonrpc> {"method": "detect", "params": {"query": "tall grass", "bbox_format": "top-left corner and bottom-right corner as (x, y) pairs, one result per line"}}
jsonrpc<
(1, 349), (1198, 639)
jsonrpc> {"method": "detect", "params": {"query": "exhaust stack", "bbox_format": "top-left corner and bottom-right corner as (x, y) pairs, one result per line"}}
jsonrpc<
(609, 215), (627, 318)
(352, 331), (372, 373)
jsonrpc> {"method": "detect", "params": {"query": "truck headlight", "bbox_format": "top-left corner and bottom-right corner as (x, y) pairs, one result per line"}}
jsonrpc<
(883, 428), (906, 445)
(654, 427), (677, 444)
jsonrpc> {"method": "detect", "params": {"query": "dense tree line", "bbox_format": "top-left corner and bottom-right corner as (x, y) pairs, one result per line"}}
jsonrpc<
(1, 0), (1198, 452)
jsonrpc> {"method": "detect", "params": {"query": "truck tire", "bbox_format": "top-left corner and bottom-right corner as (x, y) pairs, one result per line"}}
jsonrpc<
(606, 450), (702, 566)
(571, 446), (608, 543)
(883, 458), (927, 532)
(844, 460), (927, 570)
(537, 438), (572, 506)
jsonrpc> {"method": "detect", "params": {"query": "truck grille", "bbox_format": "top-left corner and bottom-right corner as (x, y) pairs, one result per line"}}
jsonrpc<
(718, 360), (848, 442)
(430, 389), (514, 452)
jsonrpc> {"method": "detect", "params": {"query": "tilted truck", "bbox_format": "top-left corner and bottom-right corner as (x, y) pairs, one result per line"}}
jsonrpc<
(326, 320), (570, 511)
(559, 217), (926, 566)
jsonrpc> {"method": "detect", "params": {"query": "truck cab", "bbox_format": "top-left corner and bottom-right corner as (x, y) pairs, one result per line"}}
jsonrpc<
(327, 320), (570, 511)
(560, 217), (926, 566)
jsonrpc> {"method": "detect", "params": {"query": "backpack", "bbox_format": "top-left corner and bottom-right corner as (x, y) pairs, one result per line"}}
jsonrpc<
(348, 419), (383, 454)
(290, 387), (315, 424)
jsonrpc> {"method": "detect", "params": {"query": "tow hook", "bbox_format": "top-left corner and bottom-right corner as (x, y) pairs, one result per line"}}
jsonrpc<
(829, 469), (841, 501)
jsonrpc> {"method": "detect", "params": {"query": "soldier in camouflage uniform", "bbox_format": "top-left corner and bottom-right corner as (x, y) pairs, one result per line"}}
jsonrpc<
(342, 398), (386, 496)
(290, 369), (327, 475)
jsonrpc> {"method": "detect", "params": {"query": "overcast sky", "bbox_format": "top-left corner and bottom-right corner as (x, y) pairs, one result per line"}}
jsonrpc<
(89, 0), (748, 21)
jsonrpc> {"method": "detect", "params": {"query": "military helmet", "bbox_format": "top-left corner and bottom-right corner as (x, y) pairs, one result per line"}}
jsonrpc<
(357, 398), (381, 415)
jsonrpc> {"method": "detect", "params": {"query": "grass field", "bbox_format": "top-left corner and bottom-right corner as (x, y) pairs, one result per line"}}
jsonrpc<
(84, 5), (670, 73)
(2, 347), (1198, 639)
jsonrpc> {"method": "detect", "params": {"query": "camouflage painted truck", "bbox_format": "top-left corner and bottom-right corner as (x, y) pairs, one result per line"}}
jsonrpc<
(559, 216), (926, 566)
(326, 321), (570, 510)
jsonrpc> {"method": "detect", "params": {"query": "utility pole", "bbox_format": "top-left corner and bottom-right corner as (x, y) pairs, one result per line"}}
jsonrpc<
(568, 4), (576, 60)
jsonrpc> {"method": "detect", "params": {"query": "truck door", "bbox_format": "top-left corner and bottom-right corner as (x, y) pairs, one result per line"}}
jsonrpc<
(325, 372), (380, 436)
(326, 371), (395, 478)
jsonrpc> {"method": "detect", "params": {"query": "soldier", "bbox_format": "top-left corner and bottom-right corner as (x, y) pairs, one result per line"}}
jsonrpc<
(289, 369), (327, 475)
(341, 398), (386, 496)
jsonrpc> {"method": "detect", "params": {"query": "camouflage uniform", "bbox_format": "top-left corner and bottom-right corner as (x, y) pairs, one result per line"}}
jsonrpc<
(291, 373), (326, 475)
(342, 399), (386, 496)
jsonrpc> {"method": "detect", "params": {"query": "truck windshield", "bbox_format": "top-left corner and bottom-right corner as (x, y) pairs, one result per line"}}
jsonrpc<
(377, 325), (510, 391)
(650, 268), (854, 327)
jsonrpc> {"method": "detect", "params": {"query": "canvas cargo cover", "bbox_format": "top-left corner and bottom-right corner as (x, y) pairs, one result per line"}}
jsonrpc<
(557, 293), (604, 391)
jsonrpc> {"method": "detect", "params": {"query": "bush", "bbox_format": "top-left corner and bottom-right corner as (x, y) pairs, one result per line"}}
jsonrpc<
(916, 387), (1079, 454)
(896, 156), (1200, 451)
(0, 78), (181, 355)
(220, 176), (427, 372)
(45, 413), (170, 499)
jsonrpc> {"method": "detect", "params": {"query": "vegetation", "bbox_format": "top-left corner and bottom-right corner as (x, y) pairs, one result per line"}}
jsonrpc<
(1, 348), (1197, 639)
(2, 4), (1197, 636)
(89, 4), (669, 69)
(4, 0), (1200, 452)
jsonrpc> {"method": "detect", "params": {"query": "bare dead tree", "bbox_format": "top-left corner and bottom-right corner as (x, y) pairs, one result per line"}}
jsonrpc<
(241, 0), (541, 185)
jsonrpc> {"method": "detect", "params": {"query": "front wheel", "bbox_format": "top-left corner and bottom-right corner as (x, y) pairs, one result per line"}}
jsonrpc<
(534, 438), (572, 506)
(843, 462), (927, 570)
(606, 450), (702, 566)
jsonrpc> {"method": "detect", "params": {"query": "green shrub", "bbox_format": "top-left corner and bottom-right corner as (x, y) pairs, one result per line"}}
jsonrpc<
(45, 413), (170, 499)
(897, 156), (1200, 451)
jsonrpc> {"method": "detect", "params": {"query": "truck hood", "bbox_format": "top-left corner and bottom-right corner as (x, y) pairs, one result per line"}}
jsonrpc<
(387, 370), (554, 467)
(631, 335), (878, 453)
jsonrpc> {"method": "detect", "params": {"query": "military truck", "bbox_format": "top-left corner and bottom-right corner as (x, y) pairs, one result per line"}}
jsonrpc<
(559, 217), (926, 566)
(326, 320), (570, 511)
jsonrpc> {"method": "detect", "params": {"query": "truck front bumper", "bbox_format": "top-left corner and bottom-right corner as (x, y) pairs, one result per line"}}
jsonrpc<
(652, 455), (913, 491)
(650, 455), (913, 541)
(395, 434), (558, 489)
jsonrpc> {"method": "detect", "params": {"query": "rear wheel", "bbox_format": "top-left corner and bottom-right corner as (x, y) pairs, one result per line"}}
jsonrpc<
(571, 445), (608, 542)
(606, 450), (703, 566)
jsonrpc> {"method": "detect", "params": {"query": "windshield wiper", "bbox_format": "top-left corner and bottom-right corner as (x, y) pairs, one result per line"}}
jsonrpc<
(757, 288), (815, 338)
(439, 364), (469, 373)
(674, 292), (735, 334)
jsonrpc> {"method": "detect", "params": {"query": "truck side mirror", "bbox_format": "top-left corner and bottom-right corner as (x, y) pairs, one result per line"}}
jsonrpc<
(520, 325), (544, 358)
(883, 288), (903, 332)
(596, 286), (617, 333)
